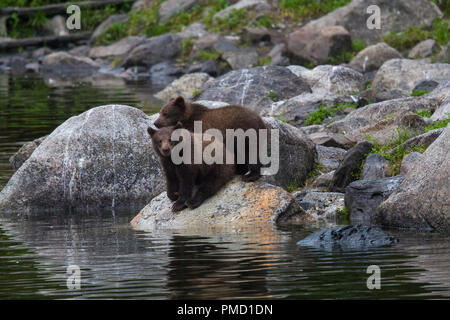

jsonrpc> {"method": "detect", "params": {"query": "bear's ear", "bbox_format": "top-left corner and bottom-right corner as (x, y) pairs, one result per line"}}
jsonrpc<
(147, 127), (156, 137)
(174, 96), (185, 110)
(175, 121), (183, 129)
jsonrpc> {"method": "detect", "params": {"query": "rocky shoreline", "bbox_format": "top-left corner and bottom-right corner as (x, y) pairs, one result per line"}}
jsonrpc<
(0, 0), (449, 236)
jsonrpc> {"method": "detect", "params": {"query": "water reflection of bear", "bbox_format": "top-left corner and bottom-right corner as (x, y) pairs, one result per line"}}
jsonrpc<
(166, 235), (269, 299)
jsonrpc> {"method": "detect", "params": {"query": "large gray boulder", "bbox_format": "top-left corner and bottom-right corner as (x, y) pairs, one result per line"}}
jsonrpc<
(213, 0), (271, 21)
(375, 124), (450, 234)
(302, 0), (443, 45)
(154, 73), (213, 101)
(196, 66), (312, 115)
(121, 34), (182, 68)
(0, 105), (164, 214)
(9, 136), (48, 171)
(261, 117), (317, 190)
(372, 59), (450, 94)
(349, 42), (402, 73)
(130, 178), (310, 231)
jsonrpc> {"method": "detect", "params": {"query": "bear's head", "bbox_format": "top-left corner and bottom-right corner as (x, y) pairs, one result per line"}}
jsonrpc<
(154, 96), (187, 128)
(147, 122), (183, 157)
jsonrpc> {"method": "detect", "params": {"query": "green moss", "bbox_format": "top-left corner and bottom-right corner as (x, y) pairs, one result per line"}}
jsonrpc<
(411, 89), (430, 97)
(278, 0), (351, 21)
(414, 109), (432, 118)
(192, 89), (201, 98)
(267, 90), (280, 102)
(424, 117), (450, 132)
(383, 18), (450, 52)
(366, 128), (421, 176)
(304, 103), (357, 125)
(275, 116), (288, 123)
(199, 49), (221, 61)
(257, 56), (272, 66)
(180, 38), (194, 60)
(209, 8), (249, 33)
(255, 15), (273, 28)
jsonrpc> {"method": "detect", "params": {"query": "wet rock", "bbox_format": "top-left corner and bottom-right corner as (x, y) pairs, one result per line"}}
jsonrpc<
(302, 0), (442, 45)
(345, 175), (403, 223)
(130, 178), (310, 231)
(0, 106), (164, 214)
(316, 145), (346, 173)
(329, 141), (374, 193)
(41, 52), (100, 78)
(43, 15), (68, 36)
(90, 14), (129, 44)
(121, 34), (181, 68)
(297, 225), (399, 250)
(154, 73), (213, 101)
(375, 124), (450, 233)
(400, 152), (422, 175)
(89, 36), (145, 60)
(196, 66), (312, 115)
(372, 59), (450, 94)
(408, 39), (440, 59)
(9, 136), (48, 171)
(360, 153), (387, 180)
(287, 26), (351, 65)
(213, 0), (271, 21)
(349, 42), (402, 73)
(293, 190), (345, 222)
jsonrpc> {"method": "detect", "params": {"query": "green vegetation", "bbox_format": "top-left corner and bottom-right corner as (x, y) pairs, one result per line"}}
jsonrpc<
(255, 15), (273, 28)
(180, 38), (194, 61)
(383, 18), (450, 52)
(267, 90), (280, 102)
(275, 116), (288, 123)
(411, 89), (430, 97)
(366, 128), (426, 176)
(278, 0), (351, 21)
(199, 49), (221, 61)
(414, 109), (432, 118)
(336, 206), (350, 219)
(257, 56), (272, 66)
(328, 40), (366, 65)
(424, 117), (450, 132)
(304, 103), (357, 125)
(192, 89), (201, 98)
(209, 8), (249, 33)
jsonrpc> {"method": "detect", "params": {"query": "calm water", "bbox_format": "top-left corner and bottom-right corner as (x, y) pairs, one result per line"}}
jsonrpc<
(0, 74), (450, 300)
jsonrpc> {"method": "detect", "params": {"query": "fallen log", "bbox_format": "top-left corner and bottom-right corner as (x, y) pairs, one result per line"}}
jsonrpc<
(0, 0), (134, 17)
(0, 32), (92, 50)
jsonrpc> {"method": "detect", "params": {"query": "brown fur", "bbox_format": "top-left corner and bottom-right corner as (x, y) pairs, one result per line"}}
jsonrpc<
(154, 96), (268, 181)
(148, 123), (235, 212)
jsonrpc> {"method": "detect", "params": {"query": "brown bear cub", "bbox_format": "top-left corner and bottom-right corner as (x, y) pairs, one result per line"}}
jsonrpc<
(148, 122), (235, 212)
(154, 96), (268, 182)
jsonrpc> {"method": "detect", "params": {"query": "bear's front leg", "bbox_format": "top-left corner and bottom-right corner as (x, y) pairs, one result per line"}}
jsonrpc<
(161, 158), (179, 201)
(172, 167), (194, 212)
